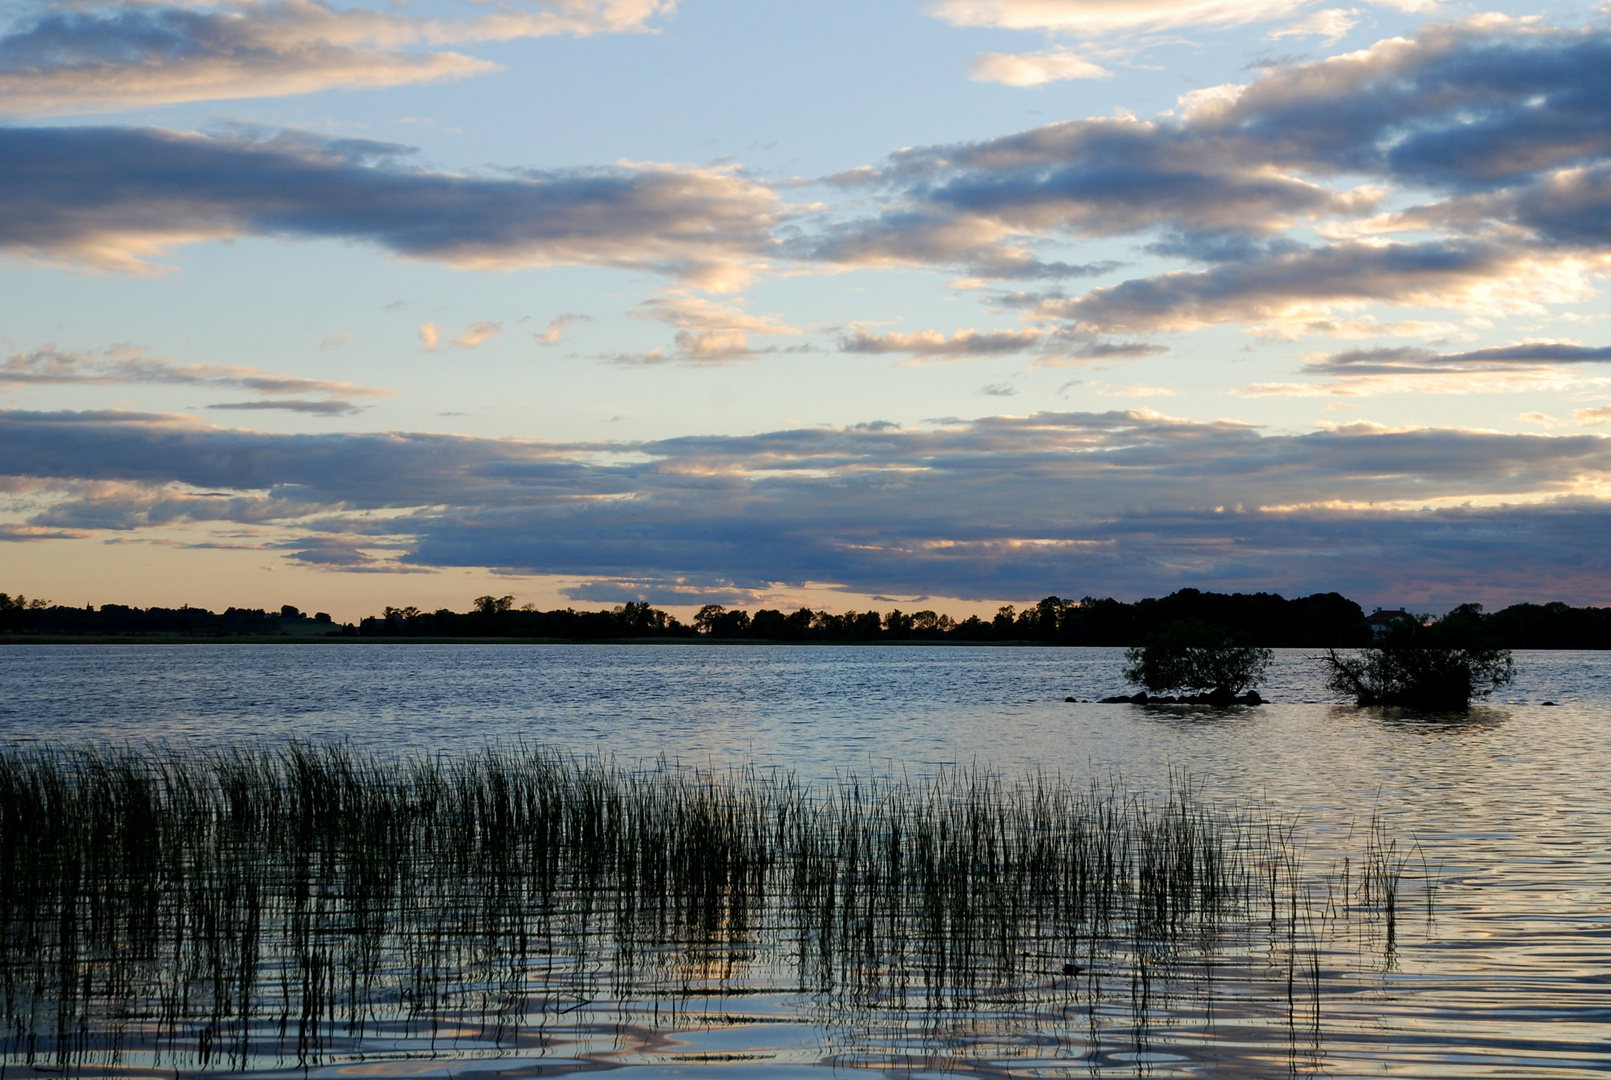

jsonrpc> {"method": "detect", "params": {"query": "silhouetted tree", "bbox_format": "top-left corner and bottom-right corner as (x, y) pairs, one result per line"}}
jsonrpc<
(695, 604), (751, 637)
(750, 609), (790, 640)
(1123, 620), (1272, 701)
(847, 610), (883, 639)
(1324, 605), (1513, 710)
(615, 601), (669, 634)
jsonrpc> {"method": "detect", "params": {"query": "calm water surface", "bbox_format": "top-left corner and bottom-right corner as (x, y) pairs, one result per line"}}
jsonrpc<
(2, 644), (1609, 1078)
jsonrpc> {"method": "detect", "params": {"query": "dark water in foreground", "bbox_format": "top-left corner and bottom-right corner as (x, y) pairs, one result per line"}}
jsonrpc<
(2, 644), (1609, 1078)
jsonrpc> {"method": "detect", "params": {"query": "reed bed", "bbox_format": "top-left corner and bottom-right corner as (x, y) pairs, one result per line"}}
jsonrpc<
(0, 744), (1415, 1073)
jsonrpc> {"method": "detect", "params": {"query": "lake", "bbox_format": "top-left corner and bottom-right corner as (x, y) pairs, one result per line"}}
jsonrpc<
(1, 644), (1608, 1078)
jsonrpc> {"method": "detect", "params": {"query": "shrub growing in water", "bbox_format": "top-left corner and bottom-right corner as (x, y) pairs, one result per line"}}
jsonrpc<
(1123, 619), (1272, 702)
(1324, 605), (1513, 710)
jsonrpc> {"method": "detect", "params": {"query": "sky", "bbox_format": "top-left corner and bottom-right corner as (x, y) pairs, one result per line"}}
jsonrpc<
(4, 0), (1611, 621)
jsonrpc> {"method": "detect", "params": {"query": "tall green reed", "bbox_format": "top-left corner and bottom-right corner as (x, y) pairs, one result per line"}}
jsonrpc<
(0, 743), (1420, 1073)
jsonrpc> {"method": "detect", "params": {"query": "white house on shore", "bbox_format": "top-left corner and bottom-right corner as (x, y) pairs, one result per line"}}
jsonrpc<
(1365, 608), (1415, 637)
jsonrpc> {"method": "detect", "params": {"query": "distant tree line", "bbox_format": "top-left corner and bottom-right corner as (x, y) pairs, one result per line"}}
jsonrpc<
(1476, 601), (1611, 649)
(6, 589), (1611, 648)
(357, 597), (685, 639)
(0, 595), (333, 637)
(677, 591), (1369, 645)
(283, 590), (1611, 648)
(346, 590), (1375, 644)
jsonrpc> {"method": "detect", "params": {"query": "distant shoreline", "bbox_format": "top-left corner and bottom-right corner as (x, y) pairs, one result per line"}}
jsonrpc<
(2, 635), (1607, 650)
(0, 634), (1056, 646)
(10, 589), (1611, 648)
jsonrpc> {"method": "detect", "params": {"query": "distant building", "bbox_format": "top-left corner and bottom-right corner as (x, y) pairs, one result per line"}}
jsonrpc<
(1365, 608), (1413, 637)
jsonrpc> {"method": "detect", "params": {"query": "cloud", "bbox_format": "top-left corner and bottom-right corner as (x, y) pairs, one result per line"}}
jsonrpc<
(0, 126), (779, 286)
(610, 331), (759, 365)
(535, 313), (588, 345)
(280, 536), (431, 571)
(1405, 164), (1611, 250)
(1040, 335), (1170, 362)
(8, 17), (1611, 385)
(806, 203), (1127, 280)
(1266, 7), (1357, 44)
(1037, 239), (1602, 335)
(809, 112), (1383, 283)
(839, 327), (1045, 360)
(807, 19), (1611, 349)
(1240, 340), (1611, 396)
(1577, 407), (1611, 426)
(419, 323), (440, 351)
(209, 399), (362, 415)
(7, 408), (1611, 605)
(20, 18), (1611, 344)
(1309, 342), (1611, 375)
(632, 294), (798, 336)
(1182, 19), (1611, 189)
(929, 0), (1328, 36)
(0, 1), (489, 116)
(0, 524), (93, 542)
(0, 345), (390, 412)
(615, 293), (801, 364)
(0, 0), (675, 116)
(455, 320), (501, 349)
(1099, 383), (1176, 397)
(968, 49), (1109, 86)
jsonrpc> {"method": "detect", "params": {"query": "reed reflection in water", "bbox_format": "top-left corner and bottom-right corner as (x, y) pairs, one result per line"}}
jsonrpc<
(0, 743), (1419, 1077)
